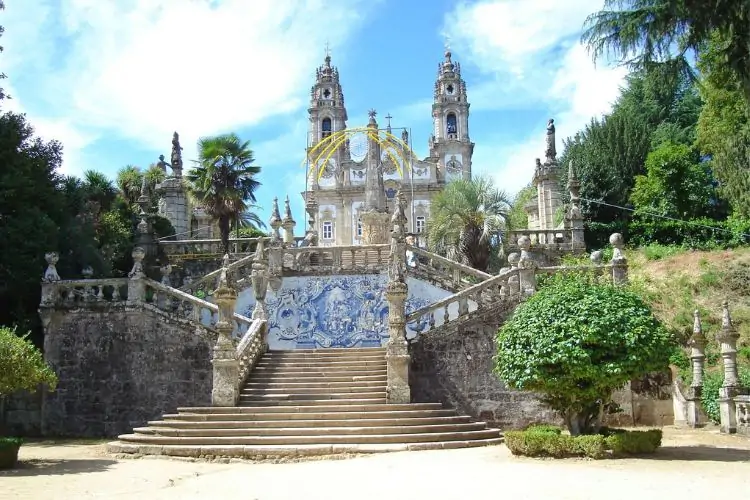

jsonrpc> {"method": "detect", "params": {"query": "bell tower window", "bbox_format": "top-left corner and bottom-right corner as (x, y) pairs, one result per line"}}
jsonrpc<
(321, 118), (332, 139)
(446, 113), (457, 139)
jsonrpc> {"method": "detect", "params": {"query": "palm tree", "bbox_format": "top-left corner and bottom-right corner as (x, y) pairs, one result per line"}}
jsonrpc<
(582, 1), (750, 104)
(116, 165), (142, 206)
(186, 133), (262, 255)
(427, 176), (511, 271)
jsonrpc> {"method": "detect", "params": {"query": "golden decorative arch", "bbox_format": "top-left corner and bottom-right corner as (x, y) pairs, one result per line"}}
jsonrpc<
(303, 127), (419, 182)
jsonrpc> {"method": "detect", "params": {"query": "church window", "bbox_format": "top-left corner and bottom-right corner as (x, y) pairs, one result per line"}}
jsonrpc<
(446, 113), (457, 137)
(321, 118), (332, 139)
(415, 216), (426, 233)
(322, 221), (333, 240)
(356, 218), (362, 238)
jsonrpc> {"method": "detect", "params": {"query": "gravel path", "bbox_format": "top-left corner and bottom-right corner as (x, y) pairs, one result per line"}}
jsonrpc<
(2, 427), (748, 500)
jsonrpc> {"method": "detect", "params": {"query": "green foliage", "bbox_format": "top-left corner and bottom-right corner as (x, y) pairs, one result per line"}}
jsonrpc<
(0, 437), (23, 450)
(186, 133), (262, 255)
(495, 273), (674, 435)
(631, 143), (724, 219)
(0, 327), (57, 396)
(427, 176), (511, 271)
(584, 218), (750, 251)
(237, 226), (268, 238)
(504, 426), (661, 459)
(700, 368), (750, 423)
(507, 184), (535, 231)
(582, 1), (750, 104)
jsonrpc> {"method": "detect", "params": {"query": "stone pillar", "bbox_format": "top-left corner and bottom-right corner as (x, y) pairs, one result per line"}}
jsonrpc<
(282, 195), (297, 245)
(385, 190), (410, 404)
(686, 310), (706, 428)
(127, 247), (146, 305)
(251, 240), (269, 324)
(566, 161), (586, 252)
(269, 197), (283, 242)
(156, 177), (189, 239)
(717, 301), (741, 433)
(361, 210), (391, 244)
(211, 255), (240, 407)
(517, 236), (537, 297)
(610, 233), (628, 285)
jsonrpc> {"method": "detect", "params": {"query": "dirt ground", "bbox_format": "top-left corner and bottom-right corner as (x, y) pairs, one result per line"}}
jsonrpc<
(1, 426), (749, 500)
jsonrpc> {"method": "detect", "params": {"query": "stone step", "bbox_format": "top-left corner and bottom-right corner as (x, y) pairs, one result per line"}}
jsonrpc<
(107, 437), (504, 458)
(237, 398), (387, 407)
(164, 408), (455, 421)
(148, 415), (472, 428)
(250, 368), (387, 377)
(247, 374), (387, 384)
(132, 422), (489, 437)
(269, 347), (386, 354)
(238, 391), (387, 402)
(176, 403), (445, 414)
(116, 429), (501, 446)
(253, 360), (387, 369)
(263, 351), (386, 360)
(240, 385), (386, 395)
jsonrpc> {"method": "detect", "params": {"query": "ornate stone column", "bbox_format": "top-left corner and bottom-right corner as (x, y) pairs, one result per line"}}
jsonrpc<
(127, 247), (146, 305)
(211, 255), (240, 407)
(506, 252), (520, 297)
(385, 190), (410, 404)
(517, 236), (537, 297)
(251, 239), (270, 326)
(687, 310), (706, 428)
(718, 301), (741, 433)
(610, 233), (628, 285)
(566, 161), (586, 252)
(282, 195), (296, 245)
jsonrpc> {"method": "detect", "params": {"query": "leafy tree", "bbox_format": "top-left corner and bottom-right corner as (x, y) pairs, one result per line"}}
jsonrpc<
(582, 0), (750, 104)
(630, 142), (724, 219)
(0, 0), (9, 102)
(495, 273), (673, 436)
(186, 133), (262, 255)
(507, 184), (535, 231)
(696, 31), (750, 218)
(0, 326), (57, 397)
(116, 165), (143, 206)
(427, 176), (511, 271)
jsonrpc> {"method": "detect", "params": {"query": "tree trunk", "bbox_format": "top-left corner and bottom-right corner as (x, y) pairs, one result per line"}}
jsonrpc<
(563, 402), (604, 436)
(219, 215), (231, 256)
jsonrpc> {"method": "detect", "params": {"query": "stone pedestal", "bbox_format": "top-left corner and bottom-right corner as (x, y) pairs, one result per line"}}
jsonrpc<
(361, 210), (391, 245)
(686, 387), (703, 428)
(157, 177), (189, 239)
(516, 237), (537, 297)
(211, 333), (239, 407)
(610, 233), (628, 285)
(385, 281), (410, 404)
(719, 387), (739, 434)
(127, 247), (146, 305)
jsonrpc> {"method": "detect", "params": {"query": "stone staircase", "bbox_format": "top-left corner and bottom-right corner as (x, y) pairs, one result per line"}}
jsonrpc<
(107, 347), (502, 458)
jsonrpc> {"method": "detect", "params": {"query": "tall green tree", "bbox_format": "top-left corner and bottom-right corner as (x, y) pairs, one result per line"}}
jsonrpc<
(427, 176), (511, 271)
(582, 0), (750, 104)
(186, 133), (262, 255)
(507, 184), (536, 231)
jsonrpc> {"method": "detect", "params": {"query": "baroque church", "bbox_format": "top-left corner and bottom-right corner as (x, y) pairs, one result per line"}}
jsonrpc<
(302, 49), (475, 246)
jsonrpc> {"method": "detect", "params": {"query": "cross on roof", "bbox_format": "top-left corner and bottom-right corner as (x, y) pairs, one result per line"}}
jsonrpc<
(444, 34), (452, 52)
(368, 109), (377, 119)
(385, 113), (392, 128)
(324, 40), (330, 58)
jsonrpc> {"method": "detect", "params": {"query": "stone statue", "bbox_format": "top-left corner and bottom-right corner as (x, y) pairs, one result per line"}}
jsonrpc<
(535, 158), (542, 171)
(171, 131), (183, 177)
(157, 154), (171, 173)
(545, 118), (556, 161)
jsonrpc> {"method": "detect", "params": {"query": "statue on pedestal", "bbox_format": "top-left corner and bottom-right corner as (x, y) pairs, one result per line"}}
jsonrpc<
(171, 131), (184, 177)
(545, 118), (556, 162)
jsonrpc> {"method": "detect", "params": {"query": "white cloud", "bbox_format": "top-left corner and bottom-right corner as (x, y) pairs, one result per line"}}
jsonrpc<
(2, 0), (376, 175)
(447, 0), (626, 195)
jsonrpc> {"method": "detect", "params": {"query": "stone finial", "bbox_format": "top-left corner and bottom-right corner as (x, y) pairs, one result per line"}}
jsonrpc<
(129, 247), (146, 279)
(517, 235), (531, 252)
(137, 215), (149, 234)
(283, 196), (294, 224)
(720, 301), (736, 337)
(590, 250), (603, 265)
(507, 252), (520, 268)
(160, 264), (172, 286)
(609, 233), (628, 285)
(282, 195), (296, 247)
(692, 310), (706, 343)
(269, 197), (282, 234)
(43, 252), (61, 282)
(689, 310), (707, 389)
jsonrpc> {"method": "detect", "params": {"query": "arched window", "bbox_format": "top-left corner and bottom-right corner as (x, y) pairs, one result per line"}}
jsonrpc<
(446, 113), (457, 137)
(321, 118), (332, 139)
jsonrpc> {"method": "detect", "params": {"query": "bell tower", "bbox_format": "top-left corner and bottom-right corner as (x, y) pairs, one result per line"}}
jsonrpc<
(429, 48), (474, 182)
(307, 49), (348, 185)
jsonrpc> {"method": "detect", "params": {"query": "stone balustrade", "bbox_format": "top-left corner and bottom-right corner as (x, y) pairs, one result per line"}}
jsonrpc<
(179, 253), (257, 295)
(159, 236), (307, 257)
(236, 318), (267, 388)
(506, 228), (573, 250)
(282, 243), (390, 274)
(736, 396), (750, 435)
(406, 245), (492, 291)
(41, 278), (129, 306)
(405, 268), (521, 333)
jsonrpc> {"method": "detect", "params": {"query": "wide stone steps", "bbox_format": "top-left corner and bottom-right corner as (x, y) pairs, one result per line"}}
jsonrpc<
(106, 347), (502, 458)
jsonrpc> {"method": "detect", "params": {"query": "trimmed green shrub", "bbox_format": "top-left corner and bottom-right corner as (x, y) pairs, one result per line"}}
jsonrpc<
(504, 428), (661, 459)
(524, 424), (562, 435)
(0, 437), (23, 450)
(0, 326), (58, 396)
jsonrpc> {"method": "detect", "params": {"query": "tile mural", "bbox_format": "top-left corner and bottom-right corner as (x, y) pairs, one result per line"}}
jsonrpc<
(235, 274), (452, 350)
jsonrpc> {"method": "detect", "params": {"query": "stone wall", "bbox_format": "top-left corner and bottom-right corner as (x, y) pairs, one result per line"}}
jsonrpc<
(605, 372), (675, 427)
(410, 320), (559, 430)
(40, 304), (214, 437)
(1, 391), (43, 437)
(168, 256), (222, 289)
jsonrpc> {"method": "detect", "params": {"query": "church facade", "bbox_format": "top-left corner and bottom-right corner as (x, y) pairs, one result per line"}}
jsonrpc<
(302, 50), (475, 246)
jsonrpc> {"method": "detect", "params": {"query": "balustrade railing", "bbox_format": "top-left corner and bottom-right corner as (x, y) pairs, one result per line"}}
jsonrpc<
(41, 278), (129, 305)
(406, 268), (520, 334)
(737, 396), (750, 435)
(159, 236), (305, 256)
(406, 245), (492, 291)
(179, 253), (257, 295)
(236, 319), (267, 387)
(282, 244), (390, 273)
(506, 229), (571, 249)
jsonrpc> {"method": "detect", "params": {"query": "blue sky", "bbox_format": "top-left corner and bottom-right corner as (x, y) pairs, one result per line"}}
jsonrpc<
(3, 0), (626, 232)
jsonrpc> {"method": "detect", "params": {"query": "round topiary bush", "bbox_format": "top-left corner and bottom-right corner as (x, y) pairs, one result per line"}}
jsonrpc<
(0, 326), (58, 469)
(495, 273), (674, 436)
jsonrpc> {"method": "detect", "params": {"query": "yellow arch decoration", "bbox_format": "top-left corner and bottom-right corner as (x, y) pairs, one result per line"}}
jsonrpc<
(302, 127), (420, 182)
